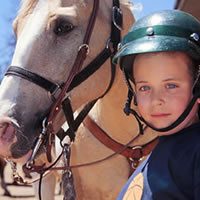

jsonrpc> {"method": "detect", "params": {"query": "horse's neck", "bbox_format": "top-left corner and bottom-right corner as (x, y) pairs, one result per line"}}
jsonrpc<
(89, 68), (139, 143)
(86, 1), (137, 143)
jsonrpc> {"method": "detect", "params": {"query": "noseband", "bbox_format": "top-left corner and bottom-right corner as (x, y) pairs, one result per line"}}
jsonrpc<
(5, 0), (122, 171)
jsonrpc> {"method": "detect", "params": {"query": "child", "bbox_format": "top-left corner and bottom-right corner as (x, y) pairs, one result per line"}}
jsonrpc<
(113, 10), (200, 199)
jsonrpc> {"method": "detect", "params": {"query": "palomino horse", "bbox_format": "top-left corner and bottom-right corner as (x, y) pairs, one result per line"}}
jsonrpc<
(0, 0), (157, 199)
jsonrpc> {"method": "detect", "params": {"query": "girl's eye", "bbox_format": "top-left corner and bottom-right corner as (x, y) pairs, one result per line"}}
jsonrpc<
(138, 85), (151, 92)
(166, 83), (178, 89)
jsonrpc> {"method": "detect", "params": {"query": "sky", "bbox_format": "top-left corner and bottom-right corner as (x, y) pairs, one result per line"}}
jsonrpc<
(0, 0), (175, 79)
(0, 0), (20, 78)
(133, 0), (175, 19)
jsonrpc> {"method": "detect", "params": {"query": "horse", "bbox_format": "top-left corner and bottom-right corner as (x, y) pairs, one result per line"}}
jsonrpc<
(0, 0), (157, 199)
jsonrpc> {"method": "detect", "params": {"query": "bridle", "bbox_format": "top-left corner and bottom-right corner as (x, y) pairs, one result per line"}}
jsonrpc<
(4, 1), (158, 199)
(5, 0), (123, 174)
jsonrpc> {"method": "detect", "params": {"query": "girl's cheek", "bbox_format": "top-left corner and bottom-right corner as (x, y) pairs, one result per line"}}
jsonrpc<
(137, 96), (149, 108)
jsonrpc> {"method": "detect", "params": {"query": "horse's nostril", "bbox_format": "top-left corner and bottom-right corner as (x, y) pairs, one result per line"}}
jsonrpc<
(0, 118), (16, 143)
(0, 123), (9, 131)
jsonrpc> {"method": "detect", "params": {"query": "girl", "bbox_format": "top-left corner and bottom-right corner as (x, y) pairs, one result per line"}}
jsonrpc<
(113, 10), (200, 200)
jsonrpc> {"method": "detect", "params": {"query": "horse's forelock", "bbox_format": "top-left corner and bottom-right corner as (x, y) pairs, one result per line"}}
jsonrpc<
(18, 0), (88, 18)
(17, 0), (132, 17)
(17, 0), (38, 19)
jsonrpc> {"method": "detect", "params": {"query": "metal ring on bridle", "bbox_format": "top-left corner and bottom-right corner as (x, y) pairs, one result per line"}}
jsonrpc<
(129, 146), (143, 169)
(78, 44), (90, 55)
(129, 146), (143, 161)
(106, 38), (115, 53)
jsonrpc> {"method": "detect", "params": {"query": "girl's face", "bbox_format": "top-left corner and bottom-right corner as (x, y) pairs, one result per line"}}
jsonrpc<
(133, 52), (200, 136)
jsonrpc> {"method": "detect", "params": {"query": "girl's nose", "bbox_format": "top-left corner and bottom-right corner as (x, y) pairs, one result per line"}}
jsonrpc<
(151, 90), (165, 106)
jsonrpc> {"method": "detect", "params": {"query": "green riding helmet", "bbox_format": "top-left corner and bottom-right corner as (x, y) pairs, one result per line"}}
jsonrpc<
(113, 9), (200, 73)
(112, 9), (200, 133)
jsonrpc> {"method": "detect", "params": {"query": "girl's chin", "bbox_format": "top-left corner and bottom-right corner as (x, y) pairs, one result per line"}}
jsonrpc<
(146, 121), (171, 130)
(146, 121), (177, 135)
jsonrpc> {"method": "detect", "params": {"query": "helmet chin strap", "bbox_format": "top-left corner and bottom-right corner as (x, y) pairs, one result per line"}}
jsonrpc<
(124, 91), (200, 133)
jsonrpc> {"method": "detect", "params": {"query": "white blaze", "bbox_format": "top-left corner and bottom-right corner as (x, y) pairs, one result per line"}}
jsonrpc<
(0, 0), (49, 111)
(11, 0), (49, 67)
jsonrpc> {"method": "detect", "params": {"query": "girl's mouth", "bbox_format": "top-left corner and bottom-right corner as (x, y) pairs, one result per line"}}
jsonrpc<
(151, 113), (171, 118)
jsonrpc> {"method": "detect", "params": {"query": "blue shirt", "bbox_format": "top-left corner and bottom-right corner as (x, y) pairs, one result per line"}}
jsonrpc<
(117, 122), (200, 200)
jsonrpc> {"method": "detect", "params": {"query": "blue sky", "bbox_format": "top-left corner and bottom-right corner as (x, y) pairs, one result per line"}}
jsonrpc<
(0, 0), (175, 78)
(0, 0), (20, 77)
(133, 0), (175, 19)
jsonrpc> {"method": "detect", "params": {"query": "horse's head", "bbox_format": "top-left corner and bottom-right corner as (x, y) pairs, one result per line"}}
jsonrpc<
(0, 0), (134, 160)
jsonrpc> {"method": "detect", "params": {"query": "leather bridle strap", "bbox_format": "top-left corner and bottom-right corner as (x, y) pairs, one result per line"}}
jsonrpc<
(58, 0), (122, 141)
(6, 43), (112, 98)
(67, 47), (112, 92)
(83, 116), (158, 161)
(42, 0), (100, 164)
(46, 0), (99, 127)
(57, 59), (116, 141)
(5, 66), (60, 95)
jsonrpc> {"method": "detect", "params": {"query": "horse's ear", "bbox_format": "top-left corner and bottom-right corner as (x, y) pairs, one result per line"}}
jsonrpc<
(120, 2), (135, 36)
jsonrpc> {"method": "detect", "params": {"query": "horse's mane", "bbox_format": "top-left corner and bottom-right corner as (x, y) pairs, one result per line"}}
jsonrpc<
(17, 0), (37, 19)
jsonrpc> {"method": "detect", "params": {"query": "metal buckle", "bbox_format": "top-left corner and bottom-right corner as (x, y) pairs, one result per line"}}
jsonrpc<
(129, 146), (143, 169)
(112, 6), (123, 31)
(50, 84), (62, 101)
(106, 38), (115, 54)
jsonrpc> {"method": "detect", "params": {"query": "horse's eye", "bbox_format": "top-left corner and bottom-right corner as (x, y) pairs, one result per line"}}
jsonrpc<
(54, 20), (74, 36)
